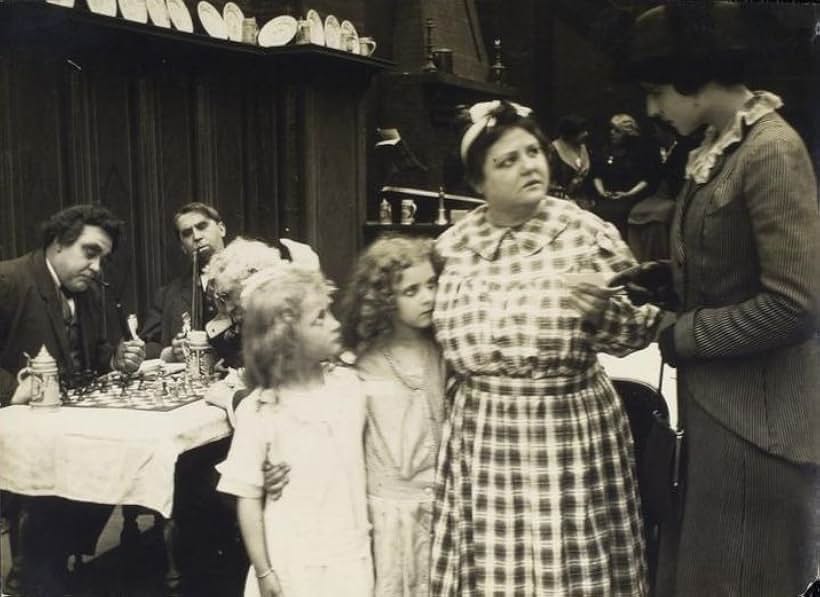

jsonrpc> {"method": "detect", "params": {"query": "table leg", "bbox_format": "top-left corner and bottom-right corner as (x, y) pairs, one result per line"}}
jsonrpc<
(120, 505), (141, 550)
(161, 517), (183, 597)
(3, 504), (25, 595)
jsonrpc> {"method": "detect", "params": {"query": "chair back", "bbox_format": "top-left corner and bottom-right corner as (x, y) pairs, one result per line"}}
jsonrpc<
(611, 377), (669, 465)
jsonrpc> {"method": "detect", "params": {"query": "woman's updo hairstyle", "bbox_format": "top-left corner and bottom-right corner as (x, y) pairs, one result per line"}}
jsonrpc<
(458, 100), (549, 190)
(626, 1), (761, 95)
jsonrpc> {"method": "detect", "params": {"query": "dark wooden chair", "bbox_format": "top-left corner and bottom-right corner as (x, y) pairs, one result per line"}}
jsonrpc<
(611, 377), (670, 594)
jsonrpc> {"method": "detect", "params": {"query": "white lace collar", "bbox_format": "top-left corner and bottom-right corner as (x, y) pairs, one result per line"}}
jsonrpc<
(685, 91), (783, 184)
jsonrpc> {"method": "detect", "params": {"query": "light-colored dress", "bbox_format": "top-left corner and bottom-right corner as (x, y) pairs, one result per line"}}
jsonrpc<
(430, 197), (661, 596)
(216, 366), (373, 597)
(357, 341), (446, 597)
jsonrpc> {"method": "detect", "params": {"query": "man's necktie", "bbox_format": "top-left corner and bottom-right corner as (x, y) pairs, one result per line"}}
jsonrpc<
(59, 287), (83, 372)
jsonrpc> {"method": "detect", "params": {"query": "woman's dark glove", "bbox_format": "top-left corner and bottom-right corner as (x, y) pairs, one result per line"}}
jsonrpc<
(608, 260), (678, 309)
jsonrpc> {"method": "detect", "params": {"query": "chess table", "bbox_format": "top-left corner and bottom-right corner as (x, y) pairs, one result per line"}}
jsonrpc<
(0, 374), (233, 594)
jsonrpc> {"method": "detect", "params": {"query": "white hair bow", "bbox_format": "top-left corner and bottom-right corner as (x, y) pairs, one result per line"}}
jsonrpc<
(459, 100), (533, 162)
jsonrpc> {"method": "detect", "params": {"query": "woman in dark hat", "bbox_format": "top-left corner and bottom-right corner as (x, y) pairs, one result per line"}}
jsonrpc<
(616, 2), (820, 595)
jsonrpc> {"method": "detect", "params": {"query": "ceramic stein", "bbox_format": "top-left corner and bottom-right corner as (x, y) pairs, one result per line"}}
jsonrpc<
(400, 199), (417, 225)
(358, 36), (376, 57)
(295, 18), (312, 44)
(341, 31), (357, 53)
(17, 345), (61, 408)
(241, 17), (258, 45)
(186, 330), (215, 380)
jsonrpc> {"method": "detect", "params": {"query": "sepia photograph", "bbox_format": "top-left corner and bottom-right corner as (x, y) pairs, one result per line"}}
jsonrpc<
(0, 1), (817, 595)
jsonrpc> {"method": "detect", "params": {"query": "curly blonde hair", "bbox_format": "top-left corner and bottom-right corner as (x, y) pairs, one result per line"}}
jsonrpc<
(242, 266), (336, 390)
(340, 234), (435, 354)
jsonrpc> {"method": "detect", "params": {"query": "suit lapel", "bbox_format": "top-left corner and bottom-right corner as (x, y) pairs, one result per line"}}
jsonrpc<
(31, 251), (73, 371)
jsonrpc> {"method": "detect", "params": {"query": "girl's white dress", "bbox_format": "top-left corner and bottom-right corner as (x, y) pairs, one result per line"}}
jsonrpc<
(357, 341), (446, 596)
(216, 366), (373, 597)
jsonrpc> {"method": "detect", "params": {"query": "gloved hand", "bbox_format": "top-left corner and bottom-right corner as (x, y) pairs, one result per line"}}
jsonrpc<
(608, 260), (678, 310)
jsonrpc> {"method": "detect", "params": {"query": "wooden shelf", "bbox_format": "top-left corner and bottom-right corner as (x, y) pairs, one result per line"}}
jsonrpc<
(0, 0), (393, 75)
(364, 221), (451, 231)
(363, 221), (451, 244)
(387, 70), (517, 98)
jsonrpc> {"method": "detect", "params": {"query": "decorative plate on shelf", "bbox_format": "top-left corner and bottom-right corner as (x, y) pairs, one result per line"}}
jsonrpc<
(146, 0), (171, 28)
(166, 0), (193, 33)
(222, 1), (244, 42)
(257, 15), (298, 47)
(197, 1), (228, 39)
(323, 14), (340, 49)
(119, 0), (148, 23)
(340, 19), (359, 53)
(305, 8), (325, 45)
(86, 0), (117, 17)
(46, 0), (76, 8)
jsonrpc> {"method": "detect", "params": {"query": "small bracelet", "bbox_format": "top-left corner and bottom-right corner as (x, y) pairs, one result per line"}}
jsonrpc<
(256, 567), (275, 580)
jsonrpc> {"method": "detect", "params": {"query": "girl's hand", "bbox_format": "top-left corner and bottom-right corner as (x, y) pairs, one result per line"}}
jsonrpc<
(568, 283), (613, 327)
(262, 461), (291, 500)
(258, 570), (283, 597)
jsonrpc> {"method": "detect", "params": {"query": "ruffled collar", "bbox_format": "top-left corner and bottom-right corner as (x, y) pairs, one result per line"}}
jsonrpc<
(686, 91), (783, 184)
(461, 198), (570, 261)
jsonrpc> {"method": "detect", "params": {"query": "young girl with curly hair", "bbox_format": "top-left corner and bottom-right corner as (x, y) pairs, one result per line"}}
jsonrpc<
(216, 266), (373, 597)
(340, 234), (447, 597)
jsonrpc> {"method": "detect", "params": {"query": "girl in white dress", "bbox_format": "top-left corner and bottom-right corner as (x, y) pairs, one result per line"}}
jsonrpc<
(217, 266), (373, 597)
(340, 235), (446, 597)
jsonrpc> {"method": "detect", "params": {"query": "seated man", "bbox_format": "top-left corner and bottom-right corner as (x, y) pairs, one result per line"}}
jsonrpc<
(0, 203), (145, 596)
(139, 202), (227, 361)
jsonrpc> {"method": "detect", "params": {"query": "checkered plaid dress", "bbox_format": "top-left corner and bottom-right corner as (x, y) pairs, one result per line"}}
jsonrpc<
(430, 198), (660, 596)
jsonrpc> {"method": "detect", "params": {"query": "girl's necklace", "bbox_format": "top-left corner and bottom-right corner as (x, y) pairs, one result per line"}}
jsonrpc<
(381, 347), (425, 391)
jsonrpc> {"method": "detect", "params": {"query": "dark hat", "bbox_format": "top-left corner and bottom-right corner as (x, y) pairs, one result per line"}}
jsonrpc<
(629, 2), (751, 63)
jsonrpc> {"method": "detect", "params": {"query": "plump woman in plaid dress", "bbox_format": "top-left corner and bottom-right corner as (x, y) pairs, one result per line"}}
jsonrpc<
(430, 100), (663, 596)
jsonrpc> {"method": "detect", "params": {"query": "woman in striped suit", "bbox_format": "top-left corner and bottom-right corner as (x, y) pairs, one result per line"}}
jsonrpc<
(617, 3), (820, 595)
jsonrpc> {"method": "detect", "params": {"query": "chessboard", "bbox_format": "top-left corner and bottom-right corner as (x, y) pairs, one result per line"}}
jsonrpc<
(62, 372), (210, 412)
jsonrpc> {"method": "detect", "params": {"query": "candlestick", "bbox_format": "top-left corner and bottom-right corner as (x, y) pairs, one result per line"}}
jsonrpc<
(489, 38), (507, 85)
(422, 18), (437, 72)
(435, 187), (449, 225)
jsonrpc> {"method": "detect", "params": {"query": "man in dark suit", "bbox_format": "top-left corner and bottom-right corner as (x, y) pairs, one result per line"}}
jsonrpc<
(139, 202), (225, 361)
(0, 203), (145, 595)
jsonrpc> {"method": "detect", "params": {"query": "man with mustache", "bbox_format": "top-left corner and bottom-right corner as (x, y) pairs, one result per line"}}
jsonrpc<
(0, 203), (145, 596)
(140, 201), (226, 361)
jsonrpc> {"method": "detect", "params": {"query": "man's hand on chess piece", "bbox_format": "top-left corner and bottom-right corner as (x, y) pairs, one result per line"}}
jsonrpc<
(113, 339), (145, 374)
(608, 259), (678, 310)
(263, 460), (290, 501)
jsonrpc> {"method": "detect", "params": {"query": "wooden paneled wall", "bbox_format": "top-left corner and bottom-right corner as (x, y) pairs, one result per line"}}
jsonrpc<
(0, 14), (375, 332)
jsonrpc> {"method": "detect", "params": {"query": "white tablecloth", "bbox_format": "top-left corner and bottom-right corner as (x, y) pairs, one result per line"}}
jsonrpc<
(0, 400), (231, 517)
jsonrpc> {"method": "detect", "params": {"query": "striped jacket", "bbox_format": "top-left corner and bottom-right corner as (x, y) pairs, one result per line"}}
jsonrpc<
(670, 111), (819, 464)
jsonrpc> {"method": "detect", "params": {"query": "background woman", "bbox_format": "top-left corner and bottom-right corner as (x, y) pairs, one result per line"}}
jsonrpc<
(430, 100), (662, 596)
(620, 3), (820, 595)
(546, 114), (592, 206)
(592, 113), (661, 241)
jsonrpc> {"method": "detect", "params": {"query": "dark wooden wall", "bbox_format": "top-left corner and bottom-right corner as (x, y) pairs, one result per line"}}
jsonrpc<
(0, 3), (381, 332)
